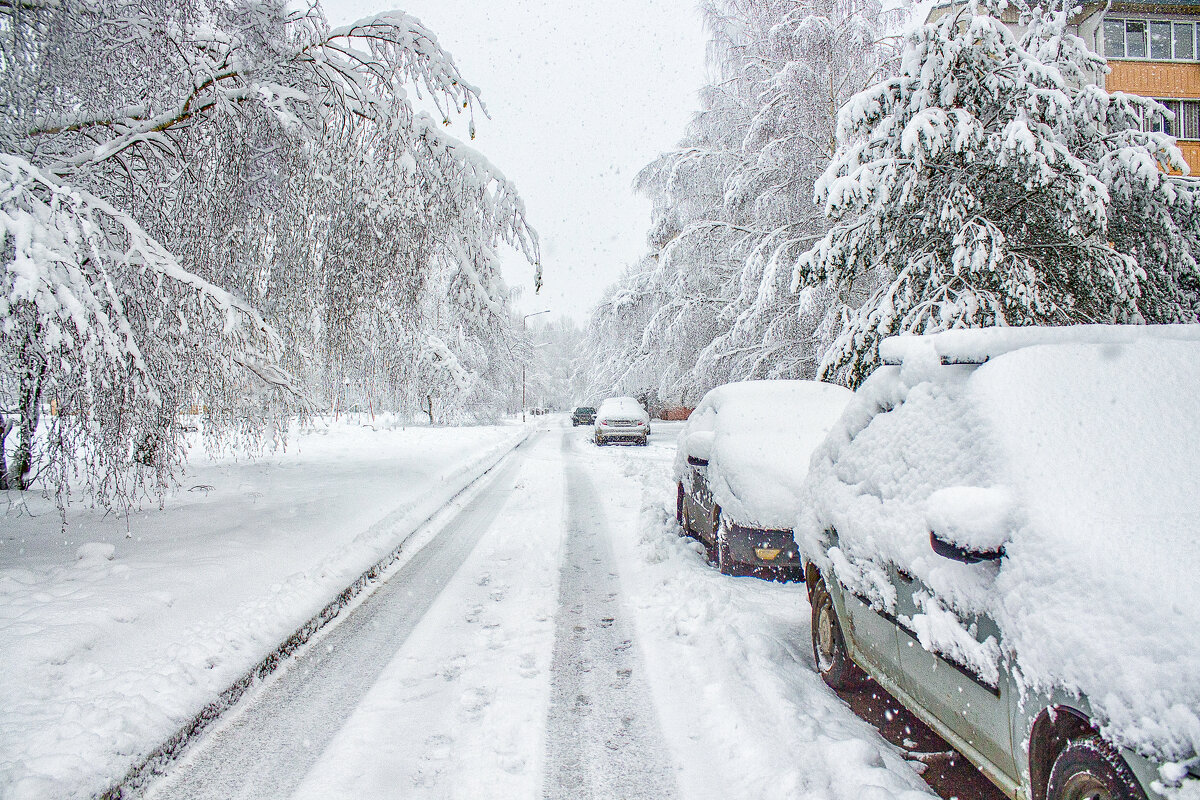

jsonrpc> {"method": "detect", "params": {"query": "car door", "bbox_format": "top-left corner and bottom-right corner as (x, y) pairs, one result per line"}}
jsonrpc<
(687, 458), (714, 540)
(893, 574), (1016, 782)
(832, 544), (904, 683)
(681, 405), (717, 542)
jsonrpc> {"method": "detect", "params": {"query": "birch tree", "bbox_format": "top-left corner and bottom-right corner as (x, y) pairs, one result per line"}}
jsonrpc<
(1, 0), (538, 508)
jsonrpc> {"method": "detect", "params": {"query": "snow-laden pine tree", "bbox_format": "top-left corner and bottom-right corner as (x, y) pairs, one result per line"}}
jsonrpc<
(0, 1), (538, 509)
(798, 0), (1200, 387)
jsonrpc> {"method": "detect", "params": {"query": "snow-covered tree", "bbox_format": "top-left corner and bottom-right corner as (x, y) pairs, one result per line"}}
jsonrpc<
(798, 0), (1200, 387)
(1, 1), (538, 508)
(583, 0), (898, 404)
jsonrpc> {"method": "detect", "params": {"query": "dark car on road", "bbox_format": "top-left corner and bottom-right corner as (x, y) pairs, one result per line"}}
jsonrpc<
(799, 325), (1200, 800)
(571, 406), (596, 426)
(674, 380), (852, 578)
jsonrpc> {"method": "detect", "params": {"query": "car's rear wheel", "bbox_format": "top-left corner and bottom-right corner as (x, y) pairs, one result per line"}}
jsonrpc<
(810, 576), (866, 690)
(1047, 735), (1147, 800)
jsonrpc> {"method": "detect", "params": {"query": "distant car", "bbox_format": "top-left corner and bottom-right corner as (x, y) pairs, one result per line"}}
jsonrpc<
(674, 380), (853, 578)
(798, 325), (1200, 800)
(571, 406), (597, 426)
(593, 397), (649, 445)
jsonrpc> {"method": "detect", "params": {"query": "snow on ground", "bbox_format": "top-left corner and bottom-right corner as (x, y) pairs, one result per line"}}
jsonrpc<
(584, 422), (934, 800)
(0, 419), (527, 800)
(288, 431), (566, 799)
(4, 413), (953, 800)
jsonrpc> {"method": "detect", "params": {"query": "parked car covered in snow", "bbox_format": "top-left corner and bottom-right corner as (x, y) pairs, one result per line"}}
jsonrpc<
(571, 406), (597, 426)
(674, 380), (853, 578)
(798, 325), (1200, 800)
(593, 396), (650, 445)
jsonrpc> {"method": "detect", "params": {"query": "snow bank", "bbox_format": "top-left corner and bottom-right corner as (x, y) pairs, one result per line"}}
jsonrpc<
(0, 421), (526, 800)
(591, 437), (935, 800)
(674, 380), (854, 528)
(800, 331), (1200, 762)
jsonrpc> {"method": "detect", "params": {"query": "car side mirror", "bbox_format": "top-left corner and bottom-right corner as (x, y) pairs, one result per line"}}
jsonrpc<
(685, 431), (714, 466)
(929, 530), (1003, 563)
(925, 486), (1012, 564)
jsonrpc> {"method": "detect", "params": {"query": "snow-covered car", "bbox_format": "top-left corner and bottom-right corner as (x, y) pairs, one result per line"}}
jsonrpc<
(674, 380), (853, 577)
(593, 397), (650, 445)
(571, 406), (597, 426)
(798, 325), (1200, 800)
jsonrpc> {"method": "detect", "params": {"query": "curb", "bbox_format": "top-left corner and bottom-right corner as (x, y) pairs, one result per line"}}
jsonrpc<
(98, 427), (535, 799)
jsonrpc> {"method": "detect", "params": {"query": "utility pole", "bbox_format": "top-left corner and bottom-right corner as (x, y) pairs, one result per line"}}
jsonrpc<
(522, 309), (551, 422)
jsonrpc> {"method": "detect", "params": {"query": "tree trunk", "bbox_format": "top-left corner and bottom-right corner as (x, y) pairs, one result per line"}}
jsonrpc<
(0, 414), (11, 491)
(10, 351), (46, 490)
(424, 394), (434, 425)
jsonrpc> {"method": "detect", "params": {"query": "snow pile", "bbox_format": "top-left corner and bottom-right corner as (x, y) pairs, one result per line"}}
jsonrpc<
(880, 323), (1200, 365)
(799, 331), (1200, 762)
(674, 380), (854, 528)
(592, 442), (934, 800)
(0, 422), (526, 800)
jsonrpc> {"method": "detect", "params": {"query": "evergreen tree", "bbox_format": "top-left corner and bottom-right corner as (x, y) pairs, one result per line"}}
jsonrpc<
(798, 0), (1199, 387)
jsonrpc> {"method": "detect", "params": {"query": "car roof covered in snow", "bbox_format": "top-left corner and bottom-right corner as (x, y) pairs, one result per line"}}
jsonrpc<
(676, 380), (855, 529)
(799, 325), (1200, 762)
(879, 322), (1200, 365)
(597, 396), (646, 417)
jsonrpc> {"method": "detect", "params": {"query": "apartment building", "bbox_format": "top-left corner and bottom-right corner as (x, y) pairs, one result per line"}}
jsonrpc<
(1097, 7), (1200, 170)
(929, 2), (1200, 172)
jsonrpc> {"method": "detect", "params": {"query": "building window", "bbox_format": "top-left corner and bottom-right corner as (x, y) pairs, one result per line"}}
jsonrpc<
(1105, 18), (1197, 61)
(1176, 22), (1195, 60)
(1150, 98), (1200, 139)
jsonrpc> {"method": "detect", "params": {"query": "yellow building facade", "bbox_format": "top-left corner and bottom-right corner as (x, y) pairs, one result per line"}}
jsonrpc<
(1100, 11), (1200, 172)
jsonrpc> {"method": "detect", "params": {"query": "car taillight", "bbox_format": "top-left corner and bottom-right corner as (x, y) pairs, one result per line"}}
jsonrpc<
(601, 420), (608, 425)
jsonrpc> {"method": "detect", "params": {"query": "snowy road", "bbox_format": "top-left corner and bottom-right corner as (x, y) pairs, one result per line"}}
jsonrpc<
(543, 435), (678, 799)
(144, 440), (537, 800)
(136, 419), (966, 800)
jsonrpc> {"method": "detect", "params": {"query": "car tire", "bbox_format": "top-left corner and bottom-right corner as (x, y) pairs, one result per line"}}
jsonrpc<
(1046, 735), (1148, 800)
(639, 435), (648, 446)
(810, 576), (867, 690)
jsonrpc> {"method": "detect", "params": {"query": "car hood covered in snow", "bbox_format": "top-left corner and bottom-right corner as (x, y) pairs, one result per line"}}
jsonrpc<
(675, 380), (854, 530)
(798, 328), (1200, 763)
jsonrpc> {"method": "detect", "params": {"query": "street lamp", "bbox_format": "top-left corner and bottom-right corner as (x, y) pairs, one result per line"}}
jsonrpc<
(522, 309), (551, 422)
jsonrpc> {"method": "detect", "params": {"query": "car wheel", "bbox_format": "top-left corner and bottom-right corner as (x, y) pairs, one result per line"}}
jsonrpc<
(810, 576), (867, 690)
(1047, 735), (1148, 800)
(639, 435), (648, 446)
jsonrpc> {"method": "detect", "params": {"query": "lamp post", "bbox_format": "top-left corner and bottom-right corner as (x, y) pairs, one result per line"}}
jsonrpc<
(522, 309), (551, 422)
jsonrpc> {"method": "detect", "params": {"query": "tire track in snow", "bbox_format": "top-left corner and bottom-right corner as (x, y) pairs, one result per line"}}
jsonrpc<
(141, 438), (534, 800)
(542, 435), (679, 800)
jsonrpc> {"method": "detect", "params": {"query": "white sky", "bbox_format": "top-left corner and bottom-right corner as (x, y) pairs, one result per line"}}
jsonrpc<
(322, 0), (710, 323)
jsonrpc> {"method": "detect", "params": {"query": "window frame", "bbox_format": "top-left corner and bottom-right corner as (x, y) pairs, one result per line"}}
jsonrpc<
(1104, 16), (1198, 62)
(1148, 98), (1200, 140)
